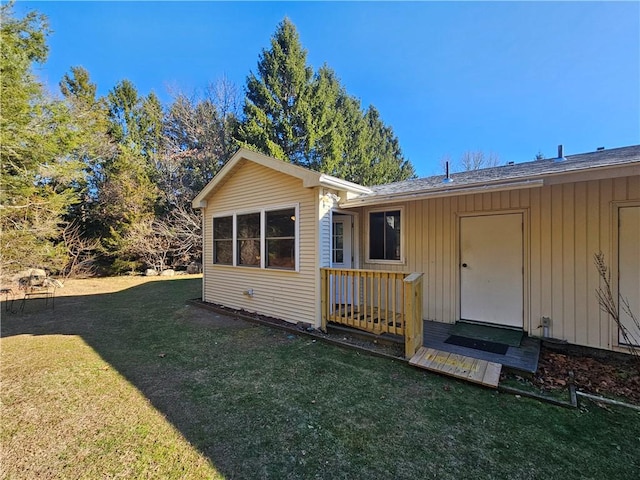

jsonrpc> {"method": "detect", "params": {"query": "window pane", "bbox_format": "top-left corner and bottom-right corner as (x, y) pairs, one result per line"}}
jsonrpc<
(267, 239), (295, 269)
(266, 209), (295, 237)
(369, 212), (385, 259)
(369, 210), (401, 261)
(214, 240), (232, 264)
(238, 239), (260, 266)
(237, 213), (260, 239)
(213, 216), (232, 239)
(386, 211), (401, 261)
(213, 216), (233, 265)
(332, 221), (344, 264)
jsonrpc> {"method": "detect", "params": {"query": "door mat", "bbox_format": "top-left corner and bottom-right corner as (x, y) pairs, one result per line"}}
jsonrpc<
(444, 335), (509, 355)
(451, 322), (523, 347)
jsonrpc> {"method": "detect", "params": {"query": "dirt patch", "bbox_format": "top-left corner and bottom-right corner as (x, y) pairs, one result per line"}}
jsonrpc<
(533, 347), (640, 405)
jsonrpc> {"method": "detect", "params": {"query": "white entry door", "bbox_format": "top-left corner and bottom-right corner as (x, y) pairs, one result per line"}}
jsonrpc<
(332, 215), (353, 305)
(460, 213), (523, 328)
(619, 206), (640, 346)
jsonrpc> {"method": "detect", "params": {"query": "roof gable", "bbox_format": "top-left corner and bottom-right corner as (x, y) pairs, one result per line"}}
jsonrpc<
(192, 148), (371, 208)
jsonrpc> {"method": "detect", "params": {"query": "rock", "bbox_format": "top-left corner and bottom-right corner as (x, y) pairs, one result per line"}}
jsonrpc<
(13, 268), (47, 282)
(160, 269), (175, 277)
(145, 269), (159, 276)
(186, 262), (202, 274)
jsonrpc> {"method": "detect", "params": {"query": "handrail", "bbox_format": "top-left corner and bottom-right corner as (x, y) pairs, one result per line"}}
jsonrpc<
(321, 268), (424, 358)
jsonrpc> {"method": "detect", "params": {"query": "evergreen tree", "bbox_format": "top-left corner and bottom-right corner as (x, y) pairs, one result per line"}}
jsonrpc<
(239, 18), (415, 185)
(99, 80), (162, 271)
(0, 3), (84, 273)
(59, 66), (114, 203)
(239, 18), (313, 165)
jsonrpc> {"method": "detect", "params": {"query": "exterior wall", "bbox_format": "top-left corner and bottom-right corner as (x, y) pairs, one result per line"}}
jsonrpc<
(202, 161), (321, 326)
(355, 175), (640, 351)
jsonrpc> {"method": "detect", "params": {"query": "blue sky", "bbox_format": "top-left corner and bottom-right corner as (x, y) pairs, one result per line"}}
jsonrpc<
(17, 1), (640, 177)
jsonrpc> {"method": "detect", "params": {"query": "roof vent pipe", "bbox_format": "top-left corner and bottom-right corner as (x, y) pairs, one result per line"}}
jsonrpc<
(443, 161), (453, 183)
(554, 144), (566, 162)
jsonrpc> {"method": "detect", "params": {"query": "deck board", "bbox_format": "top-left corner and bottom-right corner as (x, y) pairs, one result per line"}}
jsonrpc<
(409, 347), (502, 388)
(423, 320), (540, 374)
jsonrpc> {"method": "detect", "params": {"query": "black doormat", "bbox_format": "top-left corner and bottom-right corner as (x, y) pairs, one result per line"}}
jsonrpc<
(444, 335), (509, 355)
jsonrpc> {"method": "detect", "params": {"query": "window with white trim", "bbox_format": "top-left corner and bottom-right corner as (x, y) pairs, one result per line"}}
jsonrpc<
(368, 210), (401, 261)
(265, 208), (296, 269)
(237, 213), (261, 267)
(213, 216), (233, 265)
(212, 206), (298, 271)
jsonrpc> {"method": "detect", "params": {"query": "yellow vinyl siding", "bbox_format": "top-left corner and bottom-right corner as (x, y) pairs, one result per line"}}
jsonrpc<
(202, 161), (319, 325)
(356, 175), (640, 351)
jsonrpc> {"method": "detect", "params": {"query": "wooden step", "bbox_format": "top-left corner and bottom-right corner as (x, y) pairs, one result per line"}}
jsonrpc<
(409, 347), (502, 388)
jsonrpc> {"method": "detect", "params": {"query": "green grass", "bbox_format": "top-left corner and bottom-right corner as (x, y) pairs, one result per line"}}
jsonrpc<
(2, 277), (639, 479)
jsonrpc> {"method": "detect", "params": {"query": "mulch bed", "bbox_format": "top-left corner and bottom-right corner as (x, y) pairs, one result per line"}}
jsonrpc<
(533, 347), (640, 405)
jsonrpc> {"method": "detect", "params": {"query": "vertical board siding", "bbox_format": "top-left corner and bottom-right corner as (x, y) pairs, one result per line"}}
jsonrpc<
(357, 175), (639, 351)
(203, 161), (319, 325)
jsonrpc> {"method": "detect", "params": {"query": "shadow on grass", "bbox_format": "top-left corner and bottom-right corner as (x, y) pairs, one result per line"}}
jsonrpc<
(3, 277), (640, 480)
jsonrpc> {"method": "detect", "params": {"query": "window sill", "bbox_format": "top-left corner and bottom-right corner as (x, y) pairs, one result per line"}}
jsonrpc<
(211, 264), (299, 273)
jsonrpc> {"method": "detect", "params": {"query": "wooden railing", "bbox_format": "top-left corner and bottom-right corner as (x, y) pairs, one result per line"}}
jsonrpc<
(403, 273), (424, 358)
(320, 268), (424, 358)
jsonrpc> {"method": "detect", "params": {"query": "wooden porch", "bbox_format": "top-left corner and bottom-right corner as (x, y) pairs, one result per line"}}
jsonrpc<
(320, 268), (424, 359)
(320, 268), (540, 387)
(421, 320), (541, 374)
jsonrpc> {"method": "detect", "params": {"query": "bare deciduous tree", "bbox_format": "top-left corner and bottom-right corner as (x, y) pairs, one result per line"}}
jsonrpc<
(119, 206), (202, 272)
(594, 252), (640, 358)
(160, 77), (240, 208)
(61, 221), (101, 278)
(460, 150), (501, 171)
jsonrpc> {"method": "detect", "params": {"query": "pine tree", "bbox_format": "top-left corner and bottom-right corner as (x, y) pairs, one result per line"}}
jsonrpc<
(239, 18), (313, 165)
(98, 80), (162, 271)
(0, 3), (84, 273)
(239, 18), (415, 185)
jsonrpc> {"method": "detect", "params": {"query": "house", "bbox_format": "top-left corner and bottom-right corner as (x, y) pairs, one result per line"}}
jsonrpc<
(192, 145), (640, 355)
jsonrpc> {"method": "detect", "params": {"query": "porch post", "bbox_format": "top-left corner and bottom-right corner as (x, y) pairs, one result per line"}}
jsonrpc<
(320, 268), (328, 333)
(403, 273), (424, 358)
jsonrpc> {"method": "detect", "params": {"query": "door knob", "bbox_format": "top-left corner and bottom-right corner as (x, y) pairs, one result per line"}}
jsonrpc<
(462, 263), (468, 268)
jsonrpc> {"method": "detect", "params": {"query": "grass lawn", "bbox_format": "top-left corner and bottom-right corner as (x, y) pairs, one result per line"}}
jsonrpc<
(2, 276), (639, 479)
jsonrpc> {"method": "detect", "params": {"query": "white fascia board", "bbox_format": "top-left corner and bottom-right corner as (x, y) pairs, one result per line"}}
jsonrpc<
(318, 174), (372, 194)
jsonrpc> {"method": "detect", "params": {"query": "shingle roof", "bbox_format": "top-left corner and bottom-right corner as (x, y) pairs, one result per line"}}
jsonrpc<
(357, 145), (640, 200)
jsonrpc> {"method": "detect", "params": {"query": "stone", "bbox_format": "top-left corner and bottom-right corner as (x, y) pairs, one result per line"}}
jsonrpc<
(186, 262), (202, 274)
